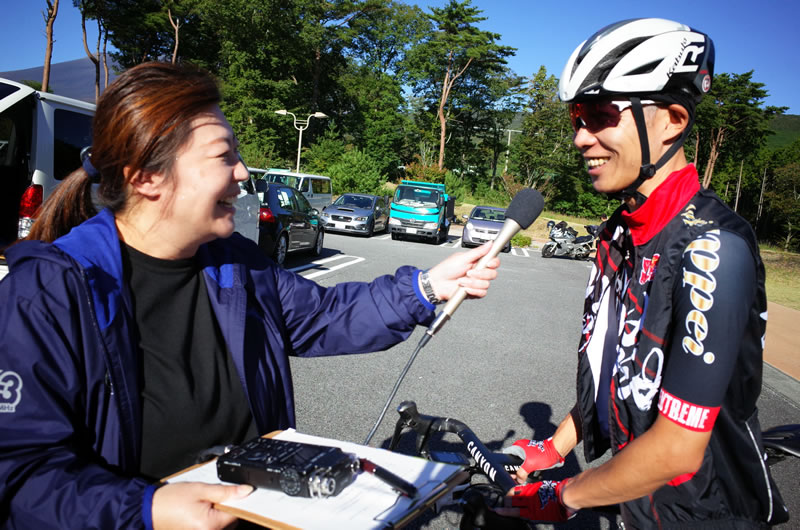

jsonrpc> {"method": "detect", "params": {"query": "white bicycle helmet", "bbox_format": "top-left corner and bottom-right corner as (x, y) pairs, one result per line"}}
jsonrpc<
(559, 18), (714, 103)
(559, 18), (714, 197)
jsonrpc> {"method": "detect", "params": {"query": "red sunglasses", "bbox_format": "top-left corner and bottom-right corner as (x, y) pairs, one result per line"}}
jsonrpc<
(568, 100), (656, 133)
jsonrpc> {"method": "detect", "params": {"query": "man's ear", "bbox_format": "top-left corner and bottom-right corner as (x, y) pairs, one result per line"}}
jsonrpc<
(664, 104), (690, 144)
(124, 166), (165, 200)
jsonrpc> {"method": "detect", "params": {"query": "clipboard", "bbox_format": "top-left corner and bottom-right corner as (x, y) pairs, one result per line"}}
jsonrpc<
(163, 429), (468, 529)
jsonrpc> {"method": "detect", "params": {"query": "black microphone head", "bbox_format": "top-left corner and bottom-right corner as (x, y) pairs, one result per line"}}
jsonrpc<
(505, 188), (544, 229)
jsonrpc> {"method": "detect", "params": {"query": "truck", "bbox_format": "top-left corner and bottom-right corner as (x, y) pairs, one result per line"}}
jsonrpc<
(387, 180), (455, 244)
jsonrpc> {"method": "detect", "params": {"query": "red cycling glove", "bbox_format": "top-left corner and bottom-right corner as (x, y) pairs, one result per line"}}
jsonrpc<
(510, 479), (575, 522)
(513, 438), (565, 474)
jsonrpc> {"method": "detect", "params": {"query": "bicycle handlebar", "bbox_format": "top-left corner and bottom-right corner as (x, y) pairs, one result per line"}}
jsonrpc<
(388, 401), (521, 493)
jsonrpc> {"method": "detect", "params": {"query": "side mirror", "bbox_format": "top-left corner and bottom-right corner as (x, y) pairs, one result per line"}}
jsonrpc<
(462, 214), (469, 220)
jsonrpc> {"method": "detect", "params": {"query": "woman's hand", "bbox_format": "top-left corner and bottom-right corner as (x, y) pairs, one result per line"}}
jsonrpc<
(425, 242), (500, 302)
(152, 482), (253, 530)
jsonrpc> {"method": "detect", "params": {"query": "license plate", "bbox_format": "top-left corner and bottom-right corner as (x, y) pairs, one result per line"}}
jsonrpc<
(406, 228), (417, 234)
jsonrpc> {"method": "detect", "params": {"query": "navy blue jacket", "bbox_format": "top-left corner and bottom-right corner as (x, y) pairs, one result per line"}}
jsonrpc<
(0, 209), (435, 529)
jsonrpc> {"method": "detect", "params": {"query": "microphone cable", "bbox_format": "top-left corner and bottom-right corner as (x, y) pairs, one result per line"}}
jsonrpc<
(363, 333), (431, 445)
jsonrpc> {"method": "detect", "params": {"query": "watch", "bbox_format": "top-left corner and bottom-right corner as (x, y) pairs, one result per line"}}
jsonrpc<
(419, 270), (441, 305)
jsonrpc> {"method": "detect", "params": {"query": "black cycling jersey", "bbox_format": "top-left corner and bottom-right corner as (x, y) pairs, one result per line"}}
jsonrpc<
(575, 165), (788, 527)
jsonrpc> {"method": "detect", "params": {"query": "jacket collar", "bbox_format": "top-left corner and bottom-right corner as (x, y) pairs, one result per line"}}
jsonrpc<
(54, 208), (125, 331)
(621, 164), (700, 247)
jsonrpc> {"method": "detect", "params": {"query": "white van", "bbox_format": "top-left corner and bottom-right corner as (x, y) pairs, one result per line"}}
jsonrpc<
(0, 78), (95, 251)
(263, 170), (333, 212)
(0, 77), (260, 254)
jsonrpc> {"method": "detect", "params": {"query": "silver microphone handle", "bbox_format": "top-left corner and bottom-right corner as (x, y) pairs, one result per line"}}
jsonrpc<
(426, 219), (521, 336)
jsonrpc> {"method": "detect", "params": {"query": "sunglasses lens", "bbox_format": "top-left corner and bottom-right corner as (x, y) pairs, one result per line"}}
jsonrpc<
(569, 102), (623, 132)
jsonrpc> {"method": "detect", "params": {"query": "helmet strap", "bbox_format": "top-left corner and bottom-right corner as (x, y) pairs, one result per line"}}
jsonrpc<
(612, 97), (694, 200)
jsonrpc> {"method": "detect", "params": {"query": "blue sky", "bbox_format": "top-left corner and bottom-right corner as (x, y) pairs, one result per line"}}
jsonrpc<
(2, 0), (798, 113)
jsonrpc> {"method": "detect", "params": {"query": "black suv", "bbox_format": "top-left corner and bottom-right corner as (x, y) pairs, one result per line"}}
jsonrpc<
(255, 180), (324, 267)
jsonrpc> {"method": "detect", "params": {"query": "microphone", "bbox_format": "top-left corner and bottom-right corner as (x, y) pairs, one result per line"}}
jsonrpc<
(362, 188), (544, 445)
(424, 188), (544, 339)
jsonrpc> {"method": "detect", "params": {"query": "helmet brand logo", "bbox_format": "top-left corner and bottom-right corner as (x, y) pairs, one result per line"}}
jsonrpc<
(669, 37), (705, 78)
(702, 75), (712, 93)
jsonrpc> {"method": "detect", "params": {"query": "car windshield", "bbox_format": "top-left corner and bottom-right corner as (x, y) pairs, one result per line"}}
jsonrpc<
(265, 172), (301, 189)
(394, 186), (439, 207)
(471, 208), (505, 222)
(334, 194), (373, 209)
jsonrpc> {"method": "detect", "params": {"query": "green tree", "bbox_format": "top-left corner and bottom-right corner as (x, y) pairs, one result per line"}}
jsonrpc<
(303, 125), (347, 174)
(327, 148), (385, 194)
(347, 0), (430, 80)
(338, 64), (408, 176)
(694, 71), (785, 189)
(509, 66), (602, 215)
(763, 162), (800, 251)
(342, 1), (429, 176)
(441, 66), (523, 193)
(406, 0), (515, 170)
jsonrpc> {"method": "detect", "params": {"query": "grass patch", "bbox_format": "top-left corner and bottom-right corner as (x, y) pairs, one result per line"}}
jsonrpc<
(762, 249), (800, 311)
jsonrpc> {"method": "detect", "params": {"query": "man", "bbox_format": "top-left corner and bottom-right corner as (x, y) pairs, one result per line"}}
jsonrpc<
(501, 18), (789, 528)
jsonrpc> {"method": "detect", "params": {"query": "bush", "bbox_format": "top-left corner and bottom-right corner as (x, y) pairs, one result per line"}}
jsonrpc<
(327, 149), (385, 194)
(403, 157), (448, 184)
(511, 233), (531, 248)
(551, 191), (614, 219)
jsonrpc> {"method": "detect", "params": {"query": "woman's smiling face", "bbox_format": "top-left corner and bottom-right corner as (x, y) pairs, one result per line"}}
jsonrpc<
(165, 104), (248, 249)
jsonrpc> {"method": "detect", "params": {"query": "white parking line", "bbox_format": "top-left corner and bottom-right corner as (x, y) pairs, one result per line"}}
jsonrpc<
(290, 255), (366, 279)
(374, 234), (391, 240)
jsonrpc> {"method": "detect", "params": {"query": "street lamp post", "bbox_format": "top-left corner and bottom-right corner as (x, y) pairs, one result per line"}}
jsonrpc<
(275, 109), (328, 172)
(502, 128), (522, 174)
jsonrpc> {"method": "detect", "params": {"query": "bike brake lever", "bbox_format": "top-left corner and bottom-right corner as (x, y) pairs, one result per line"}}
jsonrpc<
(391, 401), (453, 456)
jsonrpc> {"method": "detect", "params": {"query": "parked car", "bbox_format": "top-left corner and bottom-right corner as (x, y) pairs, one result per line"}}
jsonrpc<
(254, 180), (324, 267)
(319, 193), (388, 237)
(262, 170), (333, 212)
(232, 171), (261, 245)
(461, 205), (511, 252)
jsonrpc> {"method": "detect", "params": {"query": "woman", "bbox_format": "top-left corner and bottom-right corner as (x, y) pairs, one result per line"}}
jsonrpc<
(0, 62), (499, 529)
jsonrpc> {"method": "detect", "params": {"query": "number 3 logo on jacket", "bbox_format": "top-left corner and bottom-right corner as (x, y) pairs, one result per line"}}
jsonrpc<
(0, 370), (23, 412)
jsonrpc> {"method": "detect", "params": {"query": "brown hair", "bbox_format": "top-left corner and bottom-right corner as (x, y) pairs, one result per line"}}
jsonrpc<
(26, 61), (221, 242)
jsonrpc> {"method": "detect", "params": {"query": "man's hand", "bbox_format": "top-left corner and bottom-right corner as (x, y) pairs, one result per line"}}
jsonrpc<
(496, 480), (575, 522)
(513, 438), (565, 475)
(426, 242), (500, 301)
(152, 482), (253, 530)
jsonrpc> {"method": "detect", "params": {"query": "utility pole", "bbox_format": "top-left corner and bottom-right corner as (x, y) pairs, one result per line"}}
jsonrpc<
(734, 159), (743, 212)
(757, 166), (767, 223)
(503, 128), (522, 174)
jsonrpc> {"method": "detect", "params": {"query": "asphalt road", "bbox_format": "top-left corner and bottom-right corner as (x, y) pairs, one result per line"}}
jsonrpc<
(283, 230), (800, 529)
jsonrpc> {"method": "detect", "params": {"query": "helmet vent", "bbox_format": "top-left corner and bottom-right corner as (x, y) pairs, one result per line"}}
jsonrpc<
(596, 38), (647, 73)
(627, 60), (661, 76)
